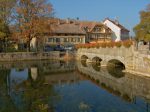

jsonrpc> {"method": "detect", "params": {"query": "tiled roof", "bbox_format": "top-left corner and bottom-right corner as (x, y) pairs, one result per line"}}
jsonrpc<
(51, 23), (85, 34)
(49, 18), (112, 34)
(104, 18), (129, 32)
(79, 21), (111, 32)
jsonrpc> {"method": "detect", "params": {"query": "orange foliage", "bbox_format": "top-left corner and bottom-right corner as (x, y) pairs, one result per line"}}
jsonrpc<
(76, 40), (133, 49)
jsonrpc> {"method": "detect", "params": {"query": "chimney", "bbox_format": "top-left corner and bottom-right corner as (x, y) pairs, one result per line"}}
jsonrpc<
(114, 17), (119, 25)
(57, 19), (60, 25)
(66, 18), (70, 24)
(114, 19), (119, 25)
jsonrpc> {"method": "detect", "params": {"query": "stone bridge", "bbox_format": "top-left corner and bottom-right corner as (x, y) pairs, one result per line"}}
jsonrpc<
(76, 46), (150, 76)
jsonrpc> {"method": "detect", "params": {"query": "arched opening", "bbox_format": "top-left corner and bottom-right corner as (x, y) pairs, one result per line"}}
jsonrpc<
(81, 55), (88, 67)
(91, 57), (102, 71)
(92, 57), (102, 64)
(107, 59), (125, 78)
(81, 55), (88, 61)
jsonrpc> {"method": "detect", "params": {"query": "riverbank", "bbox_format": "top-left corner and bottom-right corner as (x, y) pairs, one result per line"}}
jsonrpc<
(0, 52), (61, 61)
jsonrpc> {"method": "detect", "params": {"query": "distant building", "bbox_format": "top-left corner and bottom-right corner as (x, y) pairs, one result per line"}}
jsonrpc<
(103, 18), (130, 41)
(80, 21), (112, 43)
(44, 19), (86, 46)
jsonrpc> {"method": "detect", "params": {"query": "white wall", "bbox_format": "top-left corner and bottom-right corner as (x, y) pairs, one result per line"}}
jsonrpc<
(103, 20), (121, 41)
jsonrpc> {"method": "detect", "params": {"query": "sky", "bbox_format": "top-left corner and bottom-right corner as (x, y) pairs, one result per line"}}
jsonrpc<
(49, 0), (150, 36)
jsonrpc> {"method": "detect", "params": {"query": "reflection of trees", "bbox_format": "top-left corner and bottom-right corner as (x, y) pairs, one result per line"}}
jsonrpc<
(0, 68), (18, 112)
(92, 63), (101, 71)
(15, 68), (58, 112)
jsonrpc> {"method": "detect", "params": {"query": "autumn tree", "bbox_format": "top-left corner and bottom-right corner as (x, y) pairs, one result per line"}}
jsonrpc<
(134, 4), (150, 50)
(15, 0), (53, 52)
(0, 0), (16, 52)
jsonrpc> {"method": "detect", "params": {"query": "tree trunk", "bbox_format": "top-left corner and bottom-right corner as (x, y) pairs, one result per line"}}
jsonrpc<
(149, 41), (150, 51)
(27, 35), (31, 52)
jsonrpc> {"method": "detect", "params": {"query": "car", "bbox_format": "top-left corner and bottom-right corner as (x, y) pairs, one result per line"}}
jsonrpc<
(44, 45), (54, 52)
(64, 45), (74, 51)
(54, 45), (65, 51)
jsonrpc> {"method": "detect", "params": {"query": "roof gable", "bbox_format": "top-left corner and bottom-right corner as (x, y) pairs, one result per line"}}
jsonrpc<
(104, 18), (129, 32)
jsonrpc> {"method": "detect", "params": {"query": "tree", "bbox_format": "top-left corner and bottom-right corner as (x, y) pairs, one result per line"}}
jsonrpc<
(15, 0), (53, 52)
(0, 0), (16, 52)
(133, 4), (150, 50)
(0, 0), (16, 24)
(0, 19), (10, 51)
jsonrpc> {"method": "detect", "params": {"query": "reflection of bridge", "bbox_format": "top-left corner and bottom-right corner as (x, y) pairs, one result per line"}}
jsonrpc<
(77, 61), (150, 103)
(77, 46), (150, 75)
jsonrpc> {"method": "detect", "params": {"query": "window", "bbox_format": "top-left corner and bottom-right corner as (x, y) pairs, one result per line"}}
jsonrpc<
(48, 38), (53, 42)
(71, 38), (75, 42)
(64, 38), (68, 42)
(56, 38), (60, 42)
(78, 38), (81, 42)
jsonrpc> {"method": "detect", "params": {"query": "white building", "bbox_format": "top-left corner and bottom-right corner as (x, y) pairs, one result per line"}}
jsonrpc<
(103, 18), (129, 41)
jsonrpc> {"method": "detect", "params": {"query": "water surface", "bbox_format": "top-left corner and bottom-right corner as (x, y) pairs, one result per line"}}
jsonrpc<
(0, 60), (150, 112)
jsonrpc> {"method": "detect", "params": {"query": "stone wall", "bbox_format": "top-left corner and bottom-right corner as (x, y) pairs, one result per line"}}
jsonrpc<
(76, 46), (150, 76)
(76, 46), (134, 70)
(0, 52), (60, 61)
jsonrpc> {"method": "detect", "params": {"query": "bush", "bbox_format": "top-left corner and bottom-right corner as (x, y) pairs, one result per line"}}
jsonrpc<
(100, 42), (107, 48)
(115, 41), (122, 48)
(106, 42), (115, 48)
(123, 40), (133, 48)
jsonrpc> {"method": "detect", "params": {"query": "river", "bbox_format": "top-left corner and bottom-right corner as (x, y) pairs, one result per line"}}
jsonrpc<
(0, 60), (150, 112)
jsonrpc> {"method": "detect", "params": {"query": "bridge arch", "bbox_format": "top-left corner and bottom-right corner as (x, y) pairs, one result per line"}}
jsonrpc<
(107, 59), (125, 78)
(92, 57), (102, 64)
(107, 59), (125, 69)
(81, 55), (88, 61)
(81, 55), (88, 67)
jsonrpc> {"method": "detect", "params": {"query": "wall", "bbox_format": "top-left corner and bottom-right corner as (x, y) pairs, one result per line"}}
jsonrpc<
(0, 52), (60, 61)
(76, 46), (150, 76)
(103, 20), (121, 41)
(77, 46), (134, 70)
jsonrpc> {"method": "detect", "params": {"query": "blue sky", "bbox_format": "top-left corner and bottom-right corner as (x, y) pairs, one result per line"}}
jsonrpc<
(49, 0), (149, 36)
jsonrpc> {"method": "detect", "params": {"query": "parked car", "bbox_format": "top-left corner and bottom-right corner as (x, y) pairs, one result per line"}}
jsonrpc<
(64, 45), (74, 51)
(44, 45), (54, 52)
(54, 45), (65, 51)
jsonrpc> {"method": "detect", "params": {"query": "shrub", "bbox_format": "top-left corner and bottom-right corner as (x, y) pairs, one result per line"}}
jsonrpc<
(115, 41), (122, 48)
(123, 40), (133, 48)
(106, 42), (115, 48)
(100, 42), (107, 48)
(96, 43), (100, 48)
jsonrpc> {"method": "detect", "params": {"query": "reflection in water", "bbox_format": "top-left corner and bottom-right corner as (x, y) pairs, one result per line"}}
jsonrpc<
(92, 62), (101, 71)
(0, 60), (76, 112)
(81, 60), (87, 67)
(0, 60), (150, 112)
(107, 59), (125, 78)
(107, 66), (125, 78)
(77, 61), (150, 112)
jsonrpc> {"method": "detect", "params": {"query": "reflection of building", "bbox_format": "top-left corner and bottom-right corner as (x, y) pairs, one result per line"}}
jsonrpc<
(31, 67), (38, 81)
(103, 18), (130, 41)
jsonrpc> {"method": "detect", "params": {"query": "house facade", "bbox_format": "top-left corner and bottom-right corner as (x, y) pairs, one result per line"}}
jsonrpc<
(44, 19), (86, 46)
(103, 18), (130, 42)
(80, 21), (112, 43)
